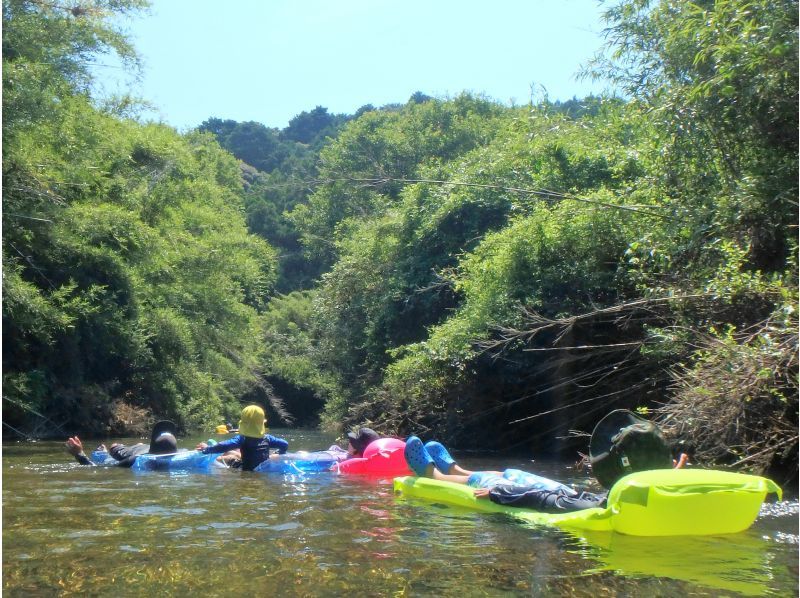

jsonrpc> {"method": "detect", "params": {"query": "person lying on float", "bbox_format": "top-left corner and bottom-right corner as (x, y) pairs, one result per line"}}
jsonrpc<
(344, 427), (381, 458)
(65, 420), (180, 467)
(404, 410), (688, 513)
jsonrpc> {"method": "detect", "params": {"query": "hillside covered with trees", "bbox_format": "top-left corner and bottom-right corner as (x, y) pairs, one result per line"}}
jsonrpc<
(3, 0), (797, 479)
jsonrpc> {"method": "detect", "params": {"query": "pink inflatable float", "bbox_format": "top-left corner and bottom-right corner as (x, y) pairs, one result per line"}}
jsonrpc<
(331, 437), (412, 476)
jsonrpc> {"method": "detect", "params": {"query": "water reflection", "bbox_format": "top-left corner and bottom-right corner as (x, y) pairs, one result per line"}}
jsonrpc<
(3, 431), (798, 596)
(572, 529), (781, 596)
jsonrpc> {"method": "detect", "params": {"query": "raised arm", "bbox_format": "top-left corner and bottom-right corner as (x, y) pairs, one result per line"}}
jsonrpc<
(65, 436), (94, 466)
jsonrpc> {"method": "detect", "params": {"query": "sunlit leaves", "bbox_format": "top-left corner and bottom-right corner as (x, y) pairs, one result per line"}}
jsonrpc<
(3, 65), (277, 432)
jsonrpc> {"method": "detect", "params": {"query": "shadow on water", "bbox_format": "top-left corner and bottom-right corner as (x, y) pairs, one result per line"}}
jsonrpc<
(3, 429), (798, 596)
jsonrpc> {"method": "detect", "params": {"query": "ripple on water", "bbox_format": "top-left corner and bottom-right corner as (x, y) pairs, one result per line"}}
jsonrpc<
(25, 464), (80, 474)
(166, 527), (195, 536)
(759, 499), (800, 519)
(268, 521), (303, 532)
(757, 500), (800, 545)
(114, 505), (208, 517)
(62, 529), (120, 539)
(771, 531), (799, 545)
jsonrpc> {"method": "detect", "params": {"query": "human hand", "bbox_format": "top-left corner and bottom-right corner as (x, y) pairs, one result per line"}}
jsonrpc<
(95, 443), (108, 452)
(196, 442), (208, 451)
(473, 488), (491, 500)
(673, 453), (689, 469)
(65, 436), (84, 456)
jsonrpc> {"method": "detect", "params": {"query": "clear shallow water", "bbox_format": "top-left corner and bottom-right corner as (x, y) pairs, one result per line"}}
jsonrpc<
(3, 428), (798, 596)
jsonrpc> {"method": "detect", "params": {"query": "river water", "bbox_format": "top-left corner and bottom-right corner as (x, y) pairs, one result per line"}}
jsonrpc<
(3, 428), (798, 596)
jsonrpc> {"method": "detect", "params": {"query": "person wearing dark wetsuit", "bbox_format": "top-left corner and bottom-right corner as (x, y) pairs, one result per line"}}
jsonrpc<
(197, 405), (288, 471)
(66, 421), (179, 468)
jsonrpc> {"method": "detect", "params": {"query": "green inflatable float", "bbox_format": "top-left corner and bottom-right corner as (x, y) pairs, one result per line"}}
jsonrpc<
(393, 468), (781, 536)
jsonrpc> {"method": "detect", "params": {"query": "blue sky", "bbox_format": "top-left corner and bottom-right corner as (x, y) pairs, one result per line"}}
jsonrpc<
(98, 0), (612, 131)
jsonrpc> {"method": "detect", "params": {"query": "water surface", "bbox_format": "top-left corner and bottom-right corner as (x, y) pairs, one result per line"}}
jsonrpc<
(3, 429), (797, 596)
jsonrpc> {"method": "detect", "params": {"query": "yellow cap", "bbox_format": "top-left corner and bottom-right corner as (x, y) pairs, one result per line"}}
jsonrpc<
(238, 405), (266, 438)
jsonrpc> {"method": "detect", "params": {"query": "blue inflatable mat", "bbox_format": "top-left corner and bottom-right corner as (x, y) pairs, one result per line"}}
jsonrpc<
(254, 451), (343, 474)
(131, 450), (222, 472)
(90, 450), (118, 465)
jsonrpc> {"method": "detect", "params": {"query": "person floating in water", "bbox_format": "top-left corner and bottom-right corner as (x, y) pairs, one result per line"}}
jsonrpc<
(345, 427), (381, 458)
(66, 420), (180, 467)
(404, 410), (688, 513)
(214, 422), (239, 434)
(196, 405), (288, 471)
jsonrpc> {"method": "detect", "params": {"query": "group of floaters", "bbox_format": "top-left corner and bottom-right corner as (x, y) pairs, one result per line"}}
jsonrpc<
(65, 405), (411, 476)
(65, 405), (782, 537)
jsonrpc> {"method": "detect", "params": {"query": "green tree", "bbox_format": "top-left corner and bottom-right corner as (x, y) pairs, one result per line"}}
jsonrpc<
(282, 105), (344, 146)
(589, 0), (798, 272)
(289, 94), (510, 266)
(260, 291), (344, 426)
(3, 0), (279, 436)
(312, 100), (647, 432)
(198, 118), (296, 173)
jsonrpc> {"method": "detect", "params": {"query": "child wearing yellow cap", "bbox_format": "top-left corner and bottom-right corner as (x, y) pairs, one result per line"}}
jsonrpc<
(197, 405), (288, 470)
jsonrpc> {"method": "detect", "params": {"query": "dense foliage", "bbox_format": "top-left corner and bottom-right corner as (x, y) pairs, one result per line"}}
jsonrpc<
(263, 0), (796, 474)
(3, 0), (277, 435)
(197, 107), (355, 292)
(3, 0), (796, 479)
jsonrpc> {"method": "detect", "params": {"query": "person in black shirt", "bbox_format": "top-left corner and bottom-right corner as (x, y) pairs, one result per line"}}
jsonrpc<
(66, 421), (179, 467)
(345, 427), (380, 458)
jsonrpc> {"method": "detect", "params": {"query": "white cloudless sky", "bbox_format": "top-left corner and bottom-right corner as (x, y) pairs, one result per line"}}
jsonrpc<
(97, 0), (612, 131)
